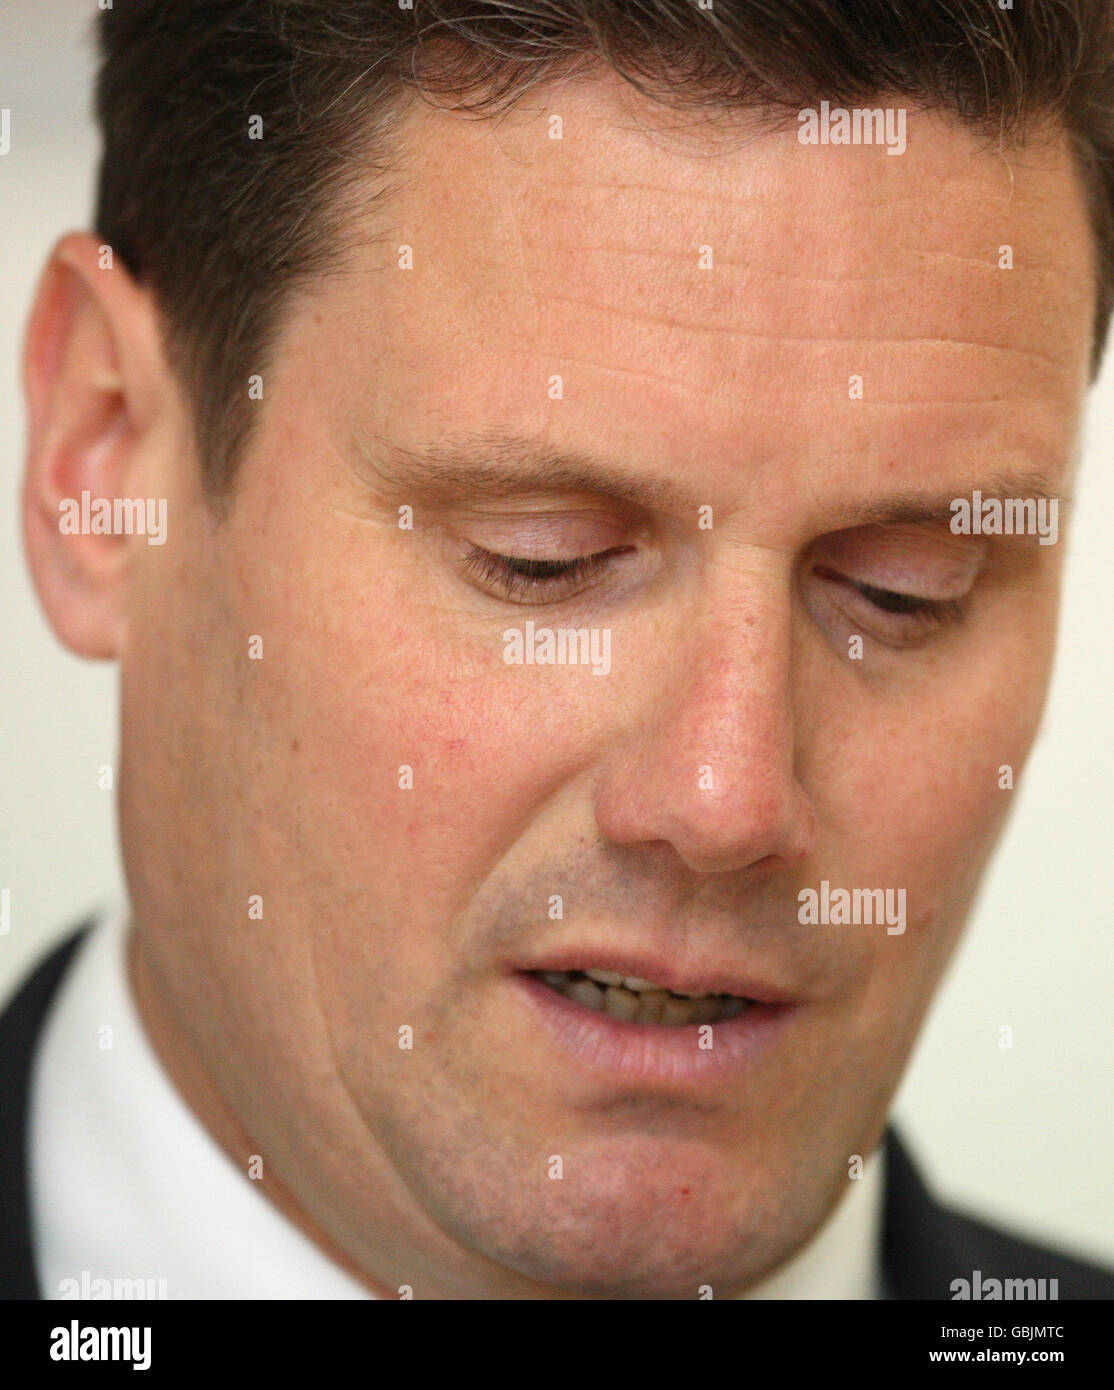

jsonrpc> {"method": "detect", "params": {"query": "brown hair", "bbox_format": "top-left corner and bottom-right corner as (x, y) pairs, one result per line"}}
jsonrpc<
(94, 1), (1114, 497)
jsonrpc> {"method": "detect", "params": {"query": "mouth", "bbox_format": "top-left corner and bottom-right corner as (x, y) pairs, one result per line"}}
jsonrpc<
(531, 968), (751, 1026)
(512, 956), (797, 1085)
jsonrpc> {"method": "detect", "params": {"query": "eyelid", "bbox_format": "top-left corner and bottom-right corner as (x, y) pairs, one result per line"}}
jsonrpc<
(854, 581), (965, 626)
(453, 509), (636, 558)
(812, 564), (961, 604)
(461, 545), (623, 603)
(813, 526), (987, 600)
(812, 565), (967, 642)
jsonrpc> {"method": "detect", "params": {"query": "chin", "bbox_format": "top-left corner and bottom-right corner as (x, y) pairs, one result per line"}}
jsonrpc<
(487, 1207), (783, 1300)
(448, 1140), (801, 1299)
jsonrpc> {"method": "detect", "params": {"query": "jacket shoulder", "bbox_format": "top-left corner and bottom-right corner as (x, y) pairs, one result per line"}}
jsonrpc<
(884, 1128), (1114, 1300)
(939, 1205), (1114, 1300)
(0, 924), (92, 1300)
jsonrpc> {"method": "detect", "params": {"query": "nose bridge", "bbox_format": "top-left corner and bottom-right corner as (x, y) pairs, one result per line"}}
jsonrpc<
(673, 568), (796, 793)
(593, 556), (814, 874)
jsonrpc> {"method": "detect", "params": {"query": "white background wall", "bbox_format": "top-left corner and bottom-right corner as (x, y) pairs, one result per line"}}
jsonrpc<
(2, 1), (1112, 1266)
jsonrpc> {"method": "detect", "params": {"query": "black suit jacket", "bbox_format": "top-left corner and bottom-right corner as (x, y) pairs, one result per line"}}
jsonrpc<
(2, 924), (1112, 1300)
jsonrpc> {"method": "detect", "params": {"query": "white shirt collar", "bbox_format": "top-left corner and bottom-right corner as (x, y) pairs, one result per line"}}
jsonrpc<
(29, 909), (884, 1299)
(30, 909), (369, 1299)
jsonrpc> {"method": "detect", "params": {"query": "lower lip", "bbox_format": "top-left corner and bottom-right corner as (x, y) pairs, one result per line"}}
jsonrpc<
(511, 972), (798, 1087)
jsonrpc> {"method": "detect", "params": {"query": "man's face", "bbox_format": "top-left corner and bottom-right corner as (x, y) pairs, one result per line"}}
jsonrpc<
(118, 75), (1092, 1297)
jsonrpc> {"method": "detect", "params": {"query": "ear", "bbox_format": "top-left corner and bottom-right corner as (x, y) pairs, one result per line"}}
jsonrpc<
(21, 231), (177, 658)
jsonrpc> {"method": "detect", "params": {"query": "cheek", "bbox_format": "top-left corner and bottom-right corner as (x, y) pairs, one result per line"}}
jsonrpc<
(823, 581), (1056, 877)
(234, 542), (589, 965)
(817, 618), (1056, 1034)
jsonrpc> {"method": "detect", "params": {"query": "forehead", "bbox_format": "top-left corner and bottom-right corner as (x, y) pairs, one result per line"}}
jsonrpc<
(306, 71), (1094, 512)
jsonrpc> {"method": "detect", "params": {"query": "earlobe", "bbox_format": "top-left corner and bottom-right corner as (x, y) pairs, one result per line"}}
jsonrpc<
(21, 232), (167, 660)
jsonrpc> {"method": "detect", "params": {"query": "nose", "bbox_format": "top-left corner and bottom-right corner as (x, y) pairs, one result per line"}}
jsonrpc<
(593, 572), (815, 876)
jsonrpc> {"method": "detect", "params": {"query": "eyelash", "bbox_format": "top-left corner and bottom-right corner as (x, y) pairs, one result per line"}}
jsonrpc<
(462, 547), (619, 602)
(463, 547), (968, 631)
(855, 582), (964, 625)
(815, 568), (966, 631)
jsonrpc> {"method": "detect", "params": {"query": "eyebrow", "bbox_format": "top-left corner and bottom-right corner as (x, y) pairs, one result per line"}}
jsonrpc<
(356, 431), (700, 513)
(353, 429), (1069, 525)
(850, 472), (1069, 528)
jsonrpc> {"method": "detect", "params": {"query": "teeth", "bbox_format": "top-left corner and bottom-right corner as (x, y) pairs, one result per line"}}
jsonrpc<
(687, 997), (720, 1025)
(603, 986), (640, 1022)
(584, 969), (714, 998)
(538, 971), (751, 1027)
(621, 976), (657, 993)
(567, 978), (606, 1012)
(636, 990), (668, 1024)
(661, 996), (693, 1026)
(585, 968), (625, 987)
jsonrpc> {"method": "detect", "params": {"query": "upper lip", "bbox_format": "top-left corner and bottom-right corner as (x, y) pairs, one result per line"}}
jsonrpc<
(512, 948), (796, 1004)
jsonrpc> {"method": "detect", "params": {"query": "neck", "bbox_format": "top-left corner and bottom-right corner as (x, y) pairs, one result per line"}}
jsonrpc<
(125, 925), (396, 1299)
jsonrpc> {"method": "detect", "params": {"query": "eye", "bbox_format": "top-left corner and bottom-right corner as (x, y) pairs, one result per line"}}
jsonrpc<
(855, 581), (965, 624)
(813, 565), (966, 642)
(462, 546), (627, 603)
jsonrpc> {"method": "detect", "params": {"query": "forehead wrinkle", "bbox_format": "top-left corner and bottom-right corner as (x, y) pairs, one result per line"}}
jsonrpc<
(364, 98), (1090, 387)
(484, 230), (1062, 287)
(509, 285), (1073, 368)
(320, 84), (1092, 523)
